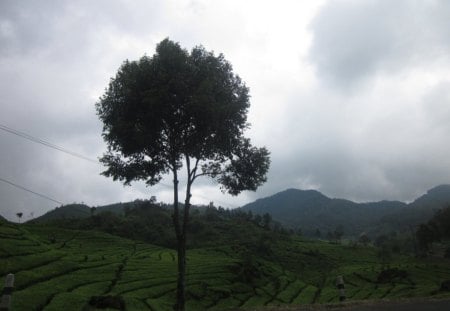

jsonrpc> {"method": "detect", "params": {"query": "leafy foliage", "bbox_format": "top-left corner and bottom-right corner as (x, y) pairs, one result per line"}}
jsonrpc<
(96, 38), (269, 193)
(416, 205), (450, 255)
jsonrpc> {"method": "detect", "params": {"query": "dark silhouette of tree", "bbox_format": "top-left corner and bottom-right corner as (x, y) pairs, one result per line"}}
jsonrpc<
(315, 228), (321, 239)
(334, 225), (344, 243)
(431, 206), (450, 238)
(16, 212), (23, 223)
(262, 213), (272, 229)
(377, 244), (392, 269)
(253, 214), (263, 226)
(326, 231), (334, 242)
(96, 38), (270, 311)
(358, 233), (370, 246)
(375, 234), (388, 247)
(90, 207), (97, 217)
(413, 206), (450, 257)
(416, 224), (435, 254)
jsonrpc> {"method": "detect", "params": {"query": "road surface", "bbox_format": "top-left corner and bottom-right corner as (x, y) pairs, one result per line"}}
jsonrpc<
(252, 298), (450, 311)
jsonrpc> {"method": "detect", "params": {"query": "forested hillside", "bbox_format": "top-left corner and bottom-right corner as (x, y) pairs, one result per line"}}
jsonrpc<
(242, 185), (450, 237)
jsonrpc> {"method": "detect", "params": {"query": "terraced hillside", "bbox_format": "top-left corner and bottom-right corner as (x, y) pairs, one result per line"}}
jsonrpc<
(1, 222), (450, 310)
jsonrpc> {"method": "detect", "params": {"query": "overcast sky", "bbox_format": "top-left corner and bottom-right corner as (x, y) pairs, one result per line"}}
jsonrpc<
(1, 0), (450, 221)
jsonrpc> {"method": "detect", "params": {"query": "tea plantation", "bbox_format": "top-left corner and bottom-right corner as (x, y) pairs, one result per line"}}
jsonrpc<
(1, 221), (450, 310)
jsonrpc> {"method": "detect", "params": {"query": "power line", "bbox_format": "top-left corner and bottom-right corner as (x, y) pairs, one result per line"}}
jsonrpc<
(0, 123), (239, 208)
(0, 123), (98, 163)
(0, 177), (64, 205)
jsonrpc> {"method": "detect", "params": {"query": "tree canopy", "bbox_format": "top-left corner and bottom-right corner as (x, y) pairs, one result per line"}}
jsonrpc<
(96, 39), (269, 192)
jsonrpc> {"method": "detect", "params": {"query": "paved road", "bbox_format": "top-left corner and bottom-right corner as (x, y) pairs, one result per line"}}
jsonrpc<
(254, 298), (450, 311)
(335, 299), (450, 311)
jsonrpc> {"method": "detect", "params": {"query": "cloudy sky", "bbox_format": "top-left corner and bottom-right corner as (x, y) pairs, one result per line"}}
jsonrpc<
(1, 0), (450, 221)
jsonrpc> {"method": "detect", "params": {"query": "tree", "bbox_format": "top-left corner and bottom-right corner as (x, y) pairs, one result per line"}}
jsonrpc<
(374, 234), (388, 247)
(326, 231), (333, 242)
(16, 212), (23, 223)
(96, 38), (270, 310)
(262, 213), (272, 229)
(90, 206), (97, 217)
(334, 225), (344, 243)
(253, 214), (263, 226)
(315, 228), (321, 239)
(416, 224), (436, 255)
(358, 233), (370, 247)
(377, 244), (392, 269)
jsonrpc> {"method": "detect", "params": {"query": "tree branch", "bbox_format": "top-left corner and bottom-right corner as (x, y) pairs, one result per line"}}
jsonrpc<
(190, 158), (200, 181)
(172, 168), (181, 240)
(191, 172), (210, 182)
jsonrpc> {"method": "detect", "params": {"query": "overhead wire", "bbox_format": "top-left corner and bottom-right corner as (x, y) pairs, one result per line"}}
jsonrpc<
(0, 177), (64, 205)
(0, 123), (98, 163)
(0, 123), (239, 208)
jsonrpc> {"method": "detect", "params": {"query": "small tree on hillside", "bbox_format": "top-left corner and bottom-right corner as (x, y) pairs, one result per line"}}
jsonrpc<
(262, 213), (272, 229)
(326, 231), (334, 243)
(253, 214), (263, 226)
(16, 212), (23, 223)
(315, 228), (321, 239)
(416, 223), (436, 255)
(377, 244), (392, 269)
(334, 225), (344, 243)
(90, 206), (97, 217)
(96, 38), (270, 311)
(358, 233), (370, 246)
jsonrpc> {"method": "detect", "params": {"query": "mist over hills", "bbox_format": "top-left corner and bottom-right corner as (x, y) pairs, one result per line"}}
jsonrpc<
(242, 185), (450, 237)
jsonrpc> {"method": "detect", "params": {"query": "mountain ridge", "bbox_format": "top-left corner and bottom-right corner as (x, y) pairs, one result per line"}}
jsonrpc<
(5, 185), (450, 237)
(242, 185), (450, 237)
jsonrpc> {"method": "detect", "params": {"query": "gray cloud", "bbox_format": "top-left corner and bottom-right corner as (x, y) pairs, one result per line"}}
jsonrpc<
(308, 0), (450, 90)
(2, 0), (450, 221)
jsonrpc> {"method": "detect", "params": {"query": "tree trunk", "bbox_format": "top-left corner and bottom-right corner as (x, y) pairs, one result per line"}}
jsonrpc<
(172, 169), (185, 311)
(175, 234), (186, 311)
(173, 158), (194, 311)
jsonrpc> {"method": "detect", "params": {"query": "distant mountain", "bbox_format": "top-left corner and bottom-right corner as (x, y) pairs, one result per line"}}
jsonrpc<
(32, 185), (450, 238)
(378, 185), (450, 231)
(411, 184), (450, 207)
(0, 214), (7, 223)
(242, 185), (450, 237)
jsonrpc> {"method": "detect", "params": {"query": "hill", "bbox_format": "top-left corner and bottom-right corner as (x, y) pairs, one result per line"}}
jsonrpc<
(31, 201), (136, 223)
(242, 185), (450, 237)
(32, 185), (450, 238)
(32, 204), (92, 221)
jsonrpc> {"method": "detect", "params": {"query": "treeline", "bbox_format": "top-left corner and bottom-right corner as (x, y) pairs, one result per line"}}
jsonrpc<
(34, 200), (295, 256)
(416, 206), (450, 257)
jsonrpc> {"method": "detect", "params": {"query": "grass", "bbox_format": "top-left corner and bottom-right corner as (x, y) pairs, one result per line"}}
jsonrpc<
(1, 222), (450, 310)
